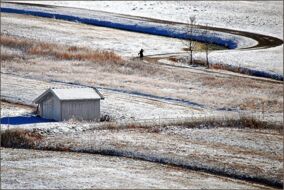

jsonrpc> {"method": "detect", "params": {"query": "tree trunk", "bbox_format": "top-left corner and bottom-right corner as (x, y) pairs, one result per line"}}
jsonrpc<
(206, 50), (209, 68)
(190, 49), (193, 65)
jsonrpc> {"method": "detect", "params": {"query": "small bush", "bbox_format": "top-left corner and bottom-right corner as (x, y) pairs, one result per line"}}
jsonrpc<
(1, 54), (16, 61)
(100, 115), (111, 122)
(147, 127), (162, 133)
(127, 123), (141, 129)
(210, 63), (250, 75)
(238, 116), (282, 131)
(68, 46), (79, 52)
(103, 123), (119, 129)
(169, 57), (178, 62)
(1, 129), (42, 148)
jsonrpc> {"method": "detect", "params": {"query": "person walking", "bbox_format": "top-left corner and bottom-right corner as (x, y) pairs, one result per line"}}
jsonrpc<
(138, 49), (144, 60)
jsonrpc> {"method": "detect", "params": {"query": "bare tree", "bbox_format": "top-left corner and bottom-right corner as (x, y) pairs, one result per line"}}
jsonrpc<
(182, 16), (196, 65)
(202, 24), (213, 69)
(189, 16), (196, 65)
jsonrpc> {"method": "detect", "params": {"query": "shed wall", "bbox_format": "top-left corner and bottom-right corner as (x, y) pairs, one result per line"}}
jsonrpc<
(61, 100), (100, 121)
(41, 94), (53, 120)
(53, 97), (61, 121)
(40, 94), (61, 121)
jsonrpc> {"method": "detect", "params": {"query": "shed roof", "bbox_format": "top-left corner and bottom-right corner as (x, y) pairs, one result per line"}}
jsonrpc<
(33, 87), (104, 104)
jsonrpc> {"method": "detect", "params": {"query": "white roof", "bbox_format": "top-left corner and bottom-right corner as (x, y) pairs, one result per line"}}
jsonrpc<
(52, 88), (102, 100)
(34, 87), (104, 103)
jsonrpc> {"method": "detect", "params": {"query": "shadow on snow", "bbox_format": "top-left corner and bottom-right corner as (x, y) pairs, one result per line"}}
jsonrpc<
(0, 115), (55, 125)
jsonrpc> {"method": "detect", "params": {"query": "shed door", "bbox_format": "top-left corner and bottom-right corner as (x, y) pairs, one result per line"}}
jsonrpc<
(42, 97), (54, 120)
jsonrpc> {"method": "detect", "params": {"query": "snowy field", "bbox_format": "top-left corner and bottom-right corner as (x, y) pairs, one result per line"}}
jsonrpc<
(1, 73), (202, 121)
(7, 0), (282, 75)
(1, 148), (276, 189)
(17, 1), (283, 38)
(40, 125), (283, 185)
(1, 1), (283, 189)
(2, 1), (283, 76)
(1, 13), (189, 58)
(1, 101), (34, 117)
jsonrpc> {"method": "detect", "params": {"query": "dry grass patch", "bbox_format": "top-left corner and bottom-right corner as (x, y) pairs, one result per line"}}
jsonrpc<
(164, 116), (283, 131)
(210, 63), (251, 75)
(238, 116), (282, 131)
(95, 115), (282, 134)
(1, 54), (18, 61)
(1, 35), (30, 49)
(189, 116), (282, 131)
(168, 57), (178, 62)
(239, 98), (283, 113)
(1, 129), (43, 148)
(1, 34), (162, 77)
(1, 34), (123, 64)
(199, 74), (275, 90)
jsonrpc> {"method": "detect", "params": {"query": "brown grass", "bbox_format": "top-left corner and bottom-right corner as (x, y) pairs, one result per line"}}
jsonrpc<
(238, 116), (282, 131)
(199, 74), (275, 91)
(238, 98), (282, 113)
(186, 116), (280, 130)
(1, 35), (30, 49)
(184, 60), (248, 73)
(1, 34), (163, 80)
(210, 63), (251, 75)
(1, 54), (18, 61)
(1, 129), (43, 148)
(96, 115), (282, 134)
(168, 57), (178, 62)
(1, 34), (123, 64)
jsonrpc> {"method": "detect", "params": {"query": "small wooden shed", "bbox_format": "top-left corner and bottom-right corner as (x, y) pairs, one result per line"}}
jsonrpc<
(33, 87), (104, 121)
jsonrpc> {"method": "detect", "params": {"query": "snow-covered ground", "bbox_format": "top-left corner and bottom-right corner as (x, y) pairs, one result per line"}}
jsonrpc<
(1, 102), (33, 117)
(1, 13), (189, 58)
(1, 73), (202, 121)
(1, 114), (282, 188)
(2, 148), (275, 189)
(1, 24), (282, 117)
(1, 2), (283, 189)
(38, 125), (282, 183)
(17, 1), (283, 38)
